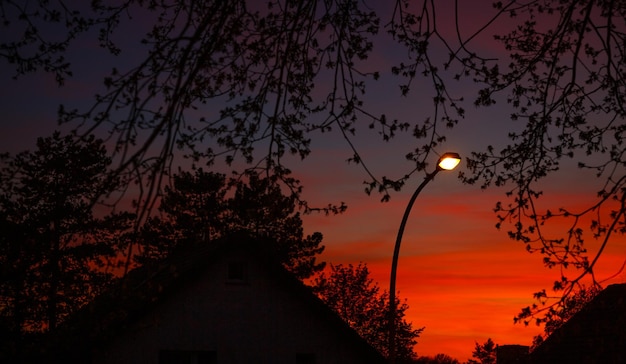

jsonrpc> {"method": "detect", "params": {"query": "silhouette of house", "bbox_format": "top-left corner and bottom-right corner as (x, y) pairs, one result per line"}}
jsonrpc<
(527, 283), (626, 363)
(49, 234), (386, 364)
(495, 283), (626, 364)
(495, 344), (529, 364)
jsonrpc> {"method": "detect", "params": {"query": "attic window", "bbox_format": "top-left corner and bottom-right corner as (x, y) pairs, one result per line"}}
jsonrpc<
(227, 261), (248, 283)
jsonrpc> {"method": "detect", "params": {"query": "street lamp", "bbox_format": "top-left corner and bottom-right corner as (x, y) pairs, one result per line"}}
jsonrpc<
(387, 152), (461, 363)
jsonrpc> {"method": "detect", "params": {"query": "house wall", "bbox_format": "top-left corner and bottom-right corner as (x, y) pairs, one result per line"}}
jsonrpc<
(93, 248), (378, 364)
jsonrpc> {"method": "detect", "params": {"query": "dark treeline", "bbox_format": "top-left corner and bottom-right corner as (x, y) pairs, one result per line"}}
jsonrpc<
(3, 0), (623, 361)
(0, 132), (422, 360)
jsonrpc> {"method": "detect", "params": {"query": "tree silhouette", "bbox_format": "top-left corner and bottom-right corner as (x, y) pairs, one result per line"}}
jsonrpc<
(137, 170), (230, 264)
(467, 338), (497, 364)
(414, 353), (460, 364)
(0, 132), (133, 343)
(460, 0), (626, 325)
(138, 169), (325, 279)
(1, 0), (624, 323)
(529, 284), (601, 349)
(312, 263), (423, 360)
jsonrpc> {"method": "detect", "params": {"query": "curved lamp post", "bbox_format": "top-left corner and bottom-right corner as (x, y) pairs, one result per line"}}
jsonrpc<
(388, 152), (461, 363)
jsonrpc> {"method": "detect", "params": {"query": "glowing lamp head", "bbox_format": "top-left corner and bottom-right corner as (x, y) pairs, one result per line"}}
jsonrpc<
(437, 152), (461, 171)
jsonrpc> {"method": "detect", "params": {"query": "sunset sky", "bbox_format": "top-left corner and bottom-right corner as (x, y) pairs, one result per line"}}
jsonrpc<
(298, 142), (626, 360)
(287, 84), (626, 356)
(1, 1), (625, 362)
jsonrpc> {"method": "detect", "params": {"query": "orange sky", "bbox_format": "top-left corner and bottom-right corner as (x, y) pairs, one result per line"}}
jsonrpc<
(299, 148), (626, 361)
(1, 2), (625, 362)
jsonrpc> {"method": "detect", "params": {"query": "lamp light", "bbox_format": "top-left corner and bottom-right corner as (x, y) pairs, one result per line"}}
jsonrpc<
(437, 152), (461, 171)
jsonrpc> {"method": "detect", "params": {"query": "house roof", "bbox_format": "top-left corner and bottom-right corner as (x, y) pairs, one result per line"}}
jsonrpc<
(528, 283), (626, 363)
(49, 232), (387, 363)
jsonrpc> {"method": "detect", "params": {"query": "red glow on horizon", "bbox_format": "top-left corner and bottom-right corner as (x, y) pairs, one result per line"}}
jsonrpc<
(303, 179), (626, 361)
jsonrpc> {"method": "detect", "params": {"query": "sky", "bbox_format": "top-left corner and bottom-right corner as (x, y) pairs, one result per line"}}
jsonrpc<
(299, 147), (626, 360)
(1, 1), (625, 362)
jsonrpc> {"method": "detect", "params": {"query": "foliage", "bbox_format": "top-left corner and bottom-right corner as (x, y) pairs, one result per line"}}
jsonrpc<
(414, 353), (460, 364)
(0, 132), (133, 339)
(461, 0), (626, 324)
(467, 338), (497, 364)
(137, 168), (325, 279)
(312, 262), (423, 360)
(1, 0), (625, 324)
(529, 284), (601, 349)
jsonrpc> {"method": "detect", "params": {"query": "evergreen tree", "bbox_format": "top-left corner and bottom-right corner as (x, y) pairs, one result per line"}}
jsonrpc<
(0, 132), (133, 340)
(138, 169), (325, 279)
(415, 353), (460, 364)
(468, 338), (497, 364)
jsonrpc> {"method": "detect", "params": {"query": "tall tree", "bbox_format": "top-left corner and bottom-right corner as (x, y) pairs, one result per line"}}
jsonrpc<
(0, 132), (133, 339)
(1, 0), (624, 323)
(312, 263), (423, 361)
(137, 170), (229, 264)
(138, 169), (325, 279)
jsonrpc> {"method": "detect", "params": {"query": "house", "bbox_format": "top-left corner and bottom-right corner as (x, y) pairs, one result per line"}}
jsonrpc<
(495, 344), (529, 364)
(496, 283), (626, 364)
(47, 234), (386, 364)
(527, 283), (626, 363)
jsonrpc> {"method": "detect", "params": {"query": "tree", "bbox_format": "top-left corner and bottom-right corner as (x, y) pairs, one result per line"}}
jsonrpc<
(530, 284), (601, 349)
(137, 168), (325, 279)
(2, 0), (625, 324)
(312, 263), (423, 360)
(414, 353), (460, 364)
(0, 132), (133, 341)
(136, 170), (230, 264)
(460, 0), (626, 325)
(467, 338), (497, 364)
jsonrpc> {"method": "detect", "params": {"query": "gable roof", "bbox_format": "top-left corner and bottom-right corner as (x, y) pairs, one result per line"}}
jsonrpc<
(48, 233), (387, 363)
(528, 283), (626, 363)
